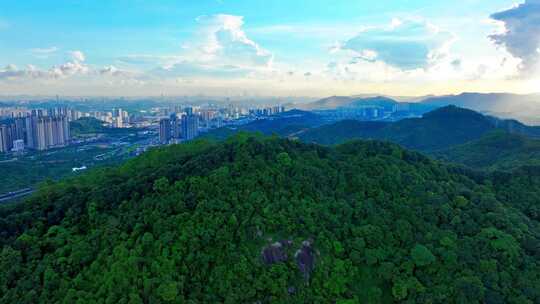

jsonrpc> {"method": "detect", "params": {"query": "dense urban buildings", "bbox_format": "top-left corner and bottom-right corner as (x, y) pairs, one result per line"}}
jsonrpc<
(0, 106), (135, 153)
(158, 107), (200, 144)
(0, 109), (71, 153)
(1, 101), (288, 152)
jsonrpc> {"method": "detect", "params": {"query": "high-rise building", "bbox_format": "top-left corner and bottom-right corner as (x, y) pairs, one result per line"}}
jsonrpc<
(181, 113), (199, 141)
(159, 118), (171, 144)
(114, 116), (123, 128)
(25, 115), (38, 149)
(170, 114), (181, 139)
(109, 108), (128, 128)
(0, 125), (12, 153)
(13, 118), (25, 142)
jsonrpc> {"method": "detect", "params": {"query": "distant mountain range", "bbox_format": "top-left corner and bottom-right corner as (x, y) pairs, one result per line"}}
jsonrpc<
(296, 93), (540, 125)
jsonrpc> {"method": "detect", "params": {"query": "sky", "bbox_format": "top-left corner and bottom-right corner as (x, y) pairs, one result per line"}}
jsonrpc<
(0, 0), (539, 97)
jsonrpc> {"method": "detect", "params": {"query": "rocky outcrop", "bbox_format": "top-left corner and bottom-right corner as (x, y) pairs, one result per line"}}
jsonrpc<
(295, 240), (315, 281)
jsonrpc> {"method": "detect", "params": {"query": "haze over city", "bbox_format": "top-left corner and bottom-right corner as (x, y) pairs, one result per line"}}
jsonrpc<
(1, 0), (540, 97)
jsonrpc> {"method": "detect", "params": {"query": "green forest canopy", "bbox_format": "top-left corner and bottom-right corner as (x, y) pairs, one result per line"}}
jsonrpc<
(434, 131), (540, 171)
(0, 134), (539, 303)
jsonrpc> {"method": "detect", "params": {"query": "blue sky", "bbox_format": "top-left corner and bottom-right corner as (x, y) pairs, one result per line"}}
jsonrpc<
(1, 0), (539, 96)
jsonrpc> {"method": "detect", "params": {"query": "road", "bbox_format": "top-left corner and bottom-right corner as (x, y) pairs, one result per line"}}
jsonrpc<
(0, 188), (35, 203)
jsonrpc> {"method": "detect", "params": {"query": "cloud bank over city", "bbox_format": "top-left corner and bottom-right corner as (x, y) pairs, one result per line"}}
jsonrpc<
(0, 0), (539, 96)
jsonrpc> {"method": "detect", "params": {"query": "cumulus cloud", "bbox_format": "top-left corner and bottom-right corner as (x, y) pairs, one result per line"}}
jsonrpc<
(50, 63), (88, 78)
(0, 64), (48, 80)
(193, 14), (273, 67)
(69, 50), (86, 62)
(0, 51), (92, 81)
(48, 50), (89, 78)
(99, 65), (135, 78)
(490, 0), (540, 77)
(155, 14), (274, 79)
(337, 19), (455, 70)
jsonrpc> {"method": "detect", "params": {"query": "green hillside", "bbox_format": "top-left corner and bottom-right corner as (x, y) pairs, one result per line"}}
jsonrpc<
(0, 135), (539, 303)
(380, 106), (494, 151)
(70, 117), (107, 136)
(434, 131), (540, 170)
(297, 120), (388, 145)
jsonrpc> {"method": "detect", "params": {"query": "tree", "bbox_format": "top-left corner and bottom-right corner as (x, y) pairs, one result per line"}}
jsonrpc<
(411, 244), (436, 267)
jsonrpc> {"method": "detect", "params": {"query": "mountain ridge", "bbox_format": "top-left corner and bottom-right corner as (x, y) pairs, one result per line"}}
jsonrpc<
(297, 92), (540, 124)
(299, 105), (540, 152)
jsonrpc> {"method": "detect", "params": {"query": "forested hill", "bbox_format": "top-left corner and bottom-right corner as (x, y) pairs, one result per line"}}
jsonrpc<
(299, 105), (540, 152)
(1, 135), (539, 303)
(69, 117), (106, 135)
(434, 131), (540, 170)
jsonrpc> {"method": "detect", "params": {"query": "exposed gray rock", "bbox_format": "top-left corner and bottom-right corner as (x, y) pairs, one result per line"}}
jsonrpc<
(295, 240), (315, 281)
(261, 240), (290, 265)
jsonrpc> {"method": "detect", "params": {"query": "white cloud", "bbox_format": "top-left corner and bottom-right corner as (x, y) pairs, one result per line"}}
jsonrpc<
(99, 65), (136, 78)
(30, 46), (59, 57)
(490, 0), (540, 77)
(319, 18), (524, 85)
(0, 64), (48, 80)
(69, 50), (86, 62)
(49, 61), (89, 78)
(0, 50), (91, 81)
(336, 19), (455, 70)
(193, 14), (273, 67)
(156, 14), (274, 79)
(45, 50), (89, 78)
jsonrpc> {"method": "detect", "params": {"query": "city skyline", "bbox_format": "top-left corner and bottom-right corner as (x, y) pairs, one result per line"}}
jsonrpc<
(1, 1), (540, 97)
